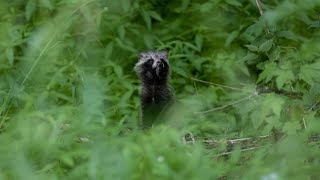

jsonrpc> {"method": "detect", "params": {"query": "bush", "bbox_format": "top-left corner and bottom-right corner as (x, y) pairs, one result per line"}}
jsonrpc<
(0, 0), (319, 179)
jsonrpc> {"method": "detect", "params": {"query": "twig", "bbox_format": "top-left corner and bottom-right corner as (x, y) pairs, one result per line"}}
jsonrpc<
(190, 78), (254, 93)
(255, 0), (270, 34)
(184, 134), (320, 158)
(255, 0), (264, 16)
(308, 100), (320, 111)
(302, 117), (307, 129)
(194, 92), (258, 114)
(256, 86), (303, 99)
(212, 147), (261, 158)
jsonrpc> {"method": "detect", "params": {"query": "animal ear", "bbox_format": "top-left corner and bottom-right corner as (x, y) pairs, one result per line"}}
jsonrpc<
(139, 52), (146, 59)
(160, 51), (168, 60)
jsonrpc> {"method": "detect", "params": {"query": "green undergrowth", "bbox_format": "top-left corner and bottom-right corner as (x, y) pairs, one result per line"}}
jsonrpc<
(0, 0), (320, 179)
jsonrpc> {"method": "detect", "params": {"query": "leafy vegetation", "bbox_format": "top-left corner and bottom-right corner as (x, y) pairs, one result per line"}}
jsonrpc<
(1, 0), (320, 179)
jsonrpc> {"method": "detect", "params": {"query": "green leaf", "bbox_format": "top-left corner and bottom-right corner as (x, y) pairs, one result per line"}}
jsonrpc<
(225, 30), (239, 47)
(5, 48), (14, 65)
(277, 31), (299, 41)
(257, 62), (278, 83)
(195, 34), (203, 51)
(26, 0), (37, 21)
(283, 121), (300, 135)
(309, 21), (320, 28)
(242, 53), (258, 64)
(250, 111), (264, 129)
(192, 57), (207, 71)
(60, 154), (74, 167)
(181, 0), (191, 10)
(104, 42), (114, 59)
(226, 0), (242, 7)
(299, 62), (320, 85)
(120, 0), (130, 12)
(276, 70), (295, 89)
(117, 26), (126, 39)
(259, 39), (273, 52)
(114, 65), (123, 77)
(80, 6), (92, 22)
(303, 84), (320, 109)
(141, 9), (151, 31)
(115, 38), (137, 52)
(263, 94), (285, 117)
(173, 67), (188, 78)
(250, 94), (285, 129)
(245, 45), (259, 52)
(39, 0), (53, 10)
(149, 11), (163, 21)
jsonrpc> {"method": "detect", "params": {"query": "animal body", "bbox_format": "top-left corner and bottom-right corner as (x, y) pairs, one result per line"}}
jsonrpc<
(134, 51), (174, 129)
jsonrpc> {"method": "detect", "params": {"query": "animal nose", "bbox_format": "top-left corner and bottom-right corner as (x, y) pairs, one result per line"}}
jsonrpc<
(157, 61), (160, 65)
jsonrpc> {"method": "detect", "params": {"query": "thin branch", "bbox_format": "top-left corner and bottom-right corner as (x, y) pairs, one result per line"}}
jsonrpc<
(184, 134), (320, 158)
(308, 100), (320, 111)
(256, 86), (303, 99)
(255, 0), (270, 34)
(20, 34), (56, 86)
(212, 147), (261, 158)
(302, 117), (307, 129)
(255, 0), (264, 16)
(191, 78), (254, 93)
(194, 93), (258, 114)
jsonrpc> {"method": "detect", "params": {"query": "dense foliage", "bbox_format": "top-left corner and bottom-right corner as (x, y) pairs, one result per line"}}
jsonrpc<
(0, 0), (320, 179)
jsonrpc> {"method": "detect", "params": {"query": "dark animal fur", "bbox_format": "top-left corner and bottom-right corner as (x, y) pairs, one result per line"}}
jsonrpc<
(135, 51), (174, 129)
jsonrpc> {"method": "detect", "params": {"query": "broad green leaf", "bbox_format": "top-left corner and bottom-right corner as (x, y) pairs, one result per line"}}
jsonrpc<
(276, 70), (295, 89)
(250, 94), (285, 129)
(277, 31), (299, 41)
(259, 39), (273, 52)
(309, 21), (320, 28)
(283, 121), (300, 135)
(263, 94), (285, 117)
(242, 53), (258, 64)
(303, 84), (320, 109)
(245, 45), (259, 52)
(250, 111), (264, 129)
(257, 62), (278, 83)
(299, 62), (320, 85)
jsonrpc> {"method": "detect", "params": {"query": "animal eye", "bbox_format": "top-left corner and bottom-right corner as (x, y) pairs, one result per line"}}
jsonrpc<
(160, 58), (165, 62)
(147, 59), (153, 64)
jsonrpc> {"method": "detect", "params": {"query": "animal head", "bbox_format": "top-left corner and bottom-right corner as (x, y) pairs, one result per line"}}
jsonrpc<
(135, 51), (170, 81)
